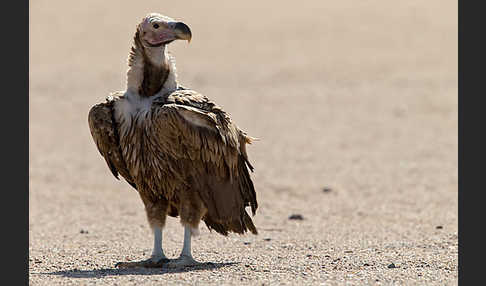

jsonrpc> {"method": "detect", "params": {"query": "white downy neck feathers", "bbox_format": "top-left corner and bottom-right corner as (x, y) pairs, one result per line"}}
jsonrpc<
(116, 44), (179, 125)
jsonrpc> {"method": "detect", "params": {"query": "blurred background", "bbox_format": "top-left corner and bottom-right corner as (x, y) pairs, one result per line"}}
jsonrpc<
(30, 0), (457, 284)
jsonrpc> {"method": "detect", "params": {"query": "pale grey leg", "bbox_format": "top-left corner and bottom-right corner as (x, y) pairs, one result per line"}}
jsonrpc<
(165, 225), (200, 268)
(115, 226), (169, 268)
(151, 226), (168, 261)
(180, 225), (193, 258)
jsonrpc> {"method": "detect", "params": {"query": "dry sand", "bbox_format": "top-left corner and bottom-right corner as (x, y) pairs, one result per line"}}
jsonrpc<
(29, 0), (457, 285)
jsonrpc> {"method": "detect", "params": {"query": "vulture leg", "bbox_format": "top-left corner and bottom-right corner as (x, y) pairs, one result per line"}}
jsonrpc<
(115, 227), (169, 268)
(151, 226), (168, 261)
(165, 225), (200, 268)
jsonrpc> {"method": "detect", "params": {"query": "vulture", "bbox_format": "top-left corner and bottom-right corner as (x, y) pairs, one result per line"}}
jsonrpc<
(88, 13), (258, 268)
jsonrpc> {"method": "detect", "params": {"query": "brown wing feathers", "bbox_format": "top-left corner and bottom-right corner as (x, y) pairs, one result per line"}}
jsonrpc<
(88, 89), (258, 235)
(88, 96), (137, 190)
(153, 92), (258, 234)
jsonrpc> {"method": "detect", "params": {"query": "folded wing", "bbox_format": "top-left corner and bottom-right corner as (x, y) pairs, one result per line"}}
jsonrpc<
(87, 96), (137, 190)
(151, 90), (258, 234)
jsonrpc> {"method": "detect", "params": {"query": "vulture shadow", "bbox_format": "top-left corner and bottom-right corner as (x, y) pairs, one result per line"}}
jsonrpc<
(41, 262), (239, 278)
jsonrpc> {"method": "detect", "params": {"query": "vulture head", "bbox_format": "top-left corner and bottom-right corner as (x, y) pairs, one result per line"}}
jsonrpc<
(137, 13), (192, 48)
(127, 13), (192, 97)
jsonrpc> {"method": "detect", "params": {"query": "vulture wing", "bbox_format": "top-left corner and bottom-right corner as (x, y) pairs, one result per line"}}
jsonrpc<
(88, 94), (137, 190)
(151, 89), (258, 234)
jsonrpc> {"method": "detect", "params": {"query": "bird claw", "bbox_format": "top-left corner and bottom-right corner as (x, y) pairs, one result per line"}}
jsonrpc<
(164, 255), (200, 269)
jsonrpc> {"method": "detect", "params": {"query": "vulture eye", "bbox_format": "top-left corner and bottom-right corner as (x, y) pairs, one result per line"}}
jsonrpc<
(153, 23), (159, 29)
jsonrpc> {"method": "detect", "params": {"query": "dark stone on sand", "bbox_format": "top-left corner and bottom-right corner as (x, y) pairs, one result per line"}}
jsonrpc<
(288, 214), (304, 220)
(322, 187), (332, 193)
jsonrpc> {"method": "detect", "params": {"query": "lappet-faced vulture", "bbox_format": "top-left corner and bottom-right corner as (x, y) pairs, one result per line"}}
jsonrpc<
(88, 13), (258, 268)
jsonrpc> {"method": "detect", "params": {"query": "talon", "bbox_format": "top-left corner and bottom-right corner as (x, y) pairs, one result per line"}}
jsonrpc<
(164, 255), (200, 268)
(145, 257), (170, 268)
(160, 258), (170, 264)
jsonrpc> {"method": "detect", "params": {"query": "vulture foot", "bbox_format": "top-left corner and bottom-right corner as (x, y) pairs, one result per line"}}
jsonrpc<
(164, 255), (200, 268)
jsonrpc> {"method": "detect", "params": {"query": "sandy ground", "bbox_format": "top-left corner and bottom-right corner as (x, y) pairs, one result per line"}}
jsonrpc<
(29, 0), (457, 285)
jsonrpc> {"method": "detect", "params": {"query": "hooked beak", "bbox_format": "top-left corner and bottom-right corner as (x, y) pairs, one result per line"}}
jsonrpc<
(172, 22), (192, 43)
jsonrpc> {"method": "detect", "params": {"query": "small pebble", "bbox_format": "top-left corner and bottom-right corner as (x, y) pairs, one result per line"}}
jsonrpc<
(322, 187), (332, 193)
(288, 214), (304, 220)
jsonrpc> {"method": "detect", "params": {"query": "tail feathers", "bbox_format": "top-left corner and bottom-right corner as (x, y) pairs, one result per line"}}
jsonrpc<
(242, 211), (258, 234)
(203, 217), (229, 236)
(203, 209), (258, 236)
